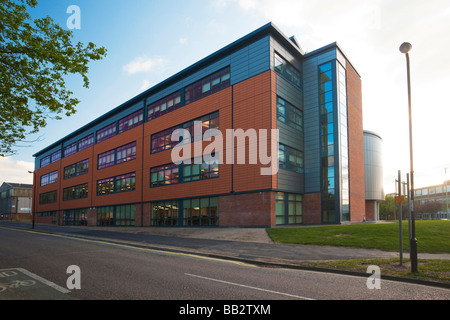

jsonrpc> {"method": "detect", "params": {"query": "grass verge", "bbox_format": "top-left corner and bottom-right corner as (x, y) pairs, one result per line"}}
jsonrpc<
(297, 258), (450, 285)
(266, 221), (450, 285)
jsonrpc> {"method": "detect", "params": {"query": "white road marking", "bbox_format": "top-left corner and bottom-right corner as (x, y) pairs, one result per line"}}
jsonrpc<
(16, 268), (71, 294)
(185, 273), (315, 300)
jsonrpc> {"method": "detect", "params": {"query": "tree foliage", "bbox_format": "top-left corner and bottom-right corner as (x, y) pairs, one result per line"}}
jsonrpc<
(379, 195), (396, 220)
(0, 0), (107, 156)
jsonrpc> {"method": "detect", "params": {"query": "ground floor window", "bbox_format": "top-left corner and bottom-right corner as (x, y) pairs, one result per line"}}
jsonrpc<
(63, 208), (87, 226)
(151, 200), (178, 226)
(150, 197), (218, 226)
(97, 205), (135, 226)
(183, 197), (218, 226)
(115, 204), (135, 226)
(275, 192), (302, 225)
(97, 206), (114, 226)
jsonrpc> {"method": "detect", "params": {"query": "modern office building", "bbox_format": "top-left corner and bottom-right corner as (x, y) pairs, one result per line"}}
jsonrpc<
(0, 182), (33, 221)
(32, 22), (374, 227)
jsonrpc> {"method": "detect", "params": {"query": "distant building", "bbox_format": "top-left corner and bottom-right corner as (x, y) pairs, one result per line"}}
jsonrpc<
(414, 182), (449, 220)
(387, 181), (450, 220)
(0, 182), (33, 221)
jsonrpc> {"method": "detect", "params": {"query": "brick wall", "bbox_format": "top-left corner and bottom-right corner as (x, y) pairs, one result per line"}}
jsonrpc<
(303, 192), (322, 224)
(219, 191), (275, 227)
(346, 61), (366, 222)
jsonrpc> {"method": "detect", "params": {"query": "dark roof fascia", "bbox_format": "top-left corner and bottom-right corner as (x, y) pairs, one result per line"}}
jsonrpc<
(304, 41), (361, 78)
(34, 22), (301, 158)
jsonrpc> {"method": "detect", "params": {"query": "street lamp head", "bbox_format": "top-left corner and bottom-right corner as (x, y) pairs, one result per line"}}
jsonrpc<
(399, 42), (412, 54)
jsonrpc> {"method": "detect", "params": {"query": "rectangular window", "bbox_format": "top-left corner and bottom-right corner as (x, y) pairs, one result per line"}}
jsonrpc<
(98, 150), (115, 170)
(97, 177), (115, 196)
(97, 206), (114, 226)
(115, 205), (135, 226)
(40, 156), (51, 168)
(98, 141), (136, 169)
(96, 172), (136, 196)
(276, 96), (303, 132)
(182, 197), (218, 226)
(147, 91), (181, 121)
(151, 126), (180, 154)
(115, 173), (136, 193)
(151, 111), (219, 154)
(116, 142), (137, 164)
(118, 109), (144, 133)
(64, 143), (77, 157)
(275, 192), (303, 225)
(40, 171), (58, 186)
(64, 159), (89, 179)
(63, 208), (87, 226)
(185, 67), (230, 105)
(274, 53), (302, 89)
(150, 163), (179, 187)
(97, 123), (117, 143)
(78, 134), (94, 151)
(63, 183), (88, 201)
(151, 200), (179, 226)
(279, 144), (303, 173)
(39, 190), (57, 204)
(51, 150), (61, 163)
(183, 157), (219, 182)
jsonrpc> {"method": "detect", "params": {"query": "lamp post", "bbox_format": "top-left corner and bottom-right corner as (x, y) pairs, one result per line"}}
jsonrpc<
(399, 42), (418, 273)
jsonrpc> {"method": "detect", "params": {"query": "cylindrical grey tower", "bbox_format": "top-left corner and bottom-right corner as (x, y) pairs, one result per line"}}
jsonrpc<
(364, 131), (384, 221)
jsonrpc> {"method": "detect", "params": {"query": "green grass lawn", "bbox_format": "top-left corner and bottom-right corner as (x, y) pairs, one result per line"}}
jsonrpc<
(266, 220), (450, 254)
(266, 221), (450, 284)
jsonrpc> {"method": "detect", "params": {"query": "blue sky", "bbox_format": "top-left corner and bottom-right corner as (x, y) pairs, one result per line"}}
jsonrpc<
(2, 0), (450, 194)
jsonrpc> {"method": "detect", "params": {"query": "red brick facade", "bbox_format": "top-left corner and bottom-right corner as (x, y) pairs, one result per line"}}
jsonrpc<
(346, 61), (366, 222)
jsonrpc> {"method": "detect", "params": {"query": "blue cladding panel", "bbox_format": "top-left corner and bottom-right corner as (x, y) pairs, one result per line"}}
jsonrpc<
(302, 48), (337, 193)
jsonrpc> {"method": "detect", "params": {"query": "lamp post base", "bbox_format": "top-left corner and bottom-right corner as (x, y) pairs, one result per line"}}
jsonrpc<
(410, 237), (418, 272)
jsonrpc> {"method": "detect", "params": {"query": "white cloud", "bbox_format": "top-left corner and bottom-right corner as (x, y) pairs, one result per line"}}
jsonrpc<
(123, 55), (167, 74)
(140, 80), (152, 90)
(0, 157), (34, 185)
(179, 37), (188, 45)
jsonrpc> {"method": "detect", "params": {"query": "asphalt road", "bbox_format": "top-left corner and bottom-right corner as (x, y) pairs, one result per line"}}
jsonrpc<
(1, 226), (449, 304)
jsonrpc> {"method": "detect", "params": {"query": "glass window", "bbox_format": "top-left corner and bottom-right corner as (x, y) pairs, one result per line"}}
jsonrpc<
(97, 172), (136, 196)
(63, 183), (88, 201)
(97, 206), (114, 226)
(182, 197), (219, 226)
(78, 134), (94, 151)
(40, 156), (51, 168)
(274, 53), (302, 88)
(64, 143), (77, 157)
(151, 111), (219, 153)
(51, 150), (61, 163)
(152, 200), (178, 226)
(97, 123), (117, 143)
(118, 110), (143, 133)
(39, 190), (57, 204)
(277, 96), (302, 131)
(150, 163), (179, 187)
(279, 144), (303, 173)
(64, 159), (89, 179)
(41, 171), (58, 186)
(184, 67), (230, 105)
